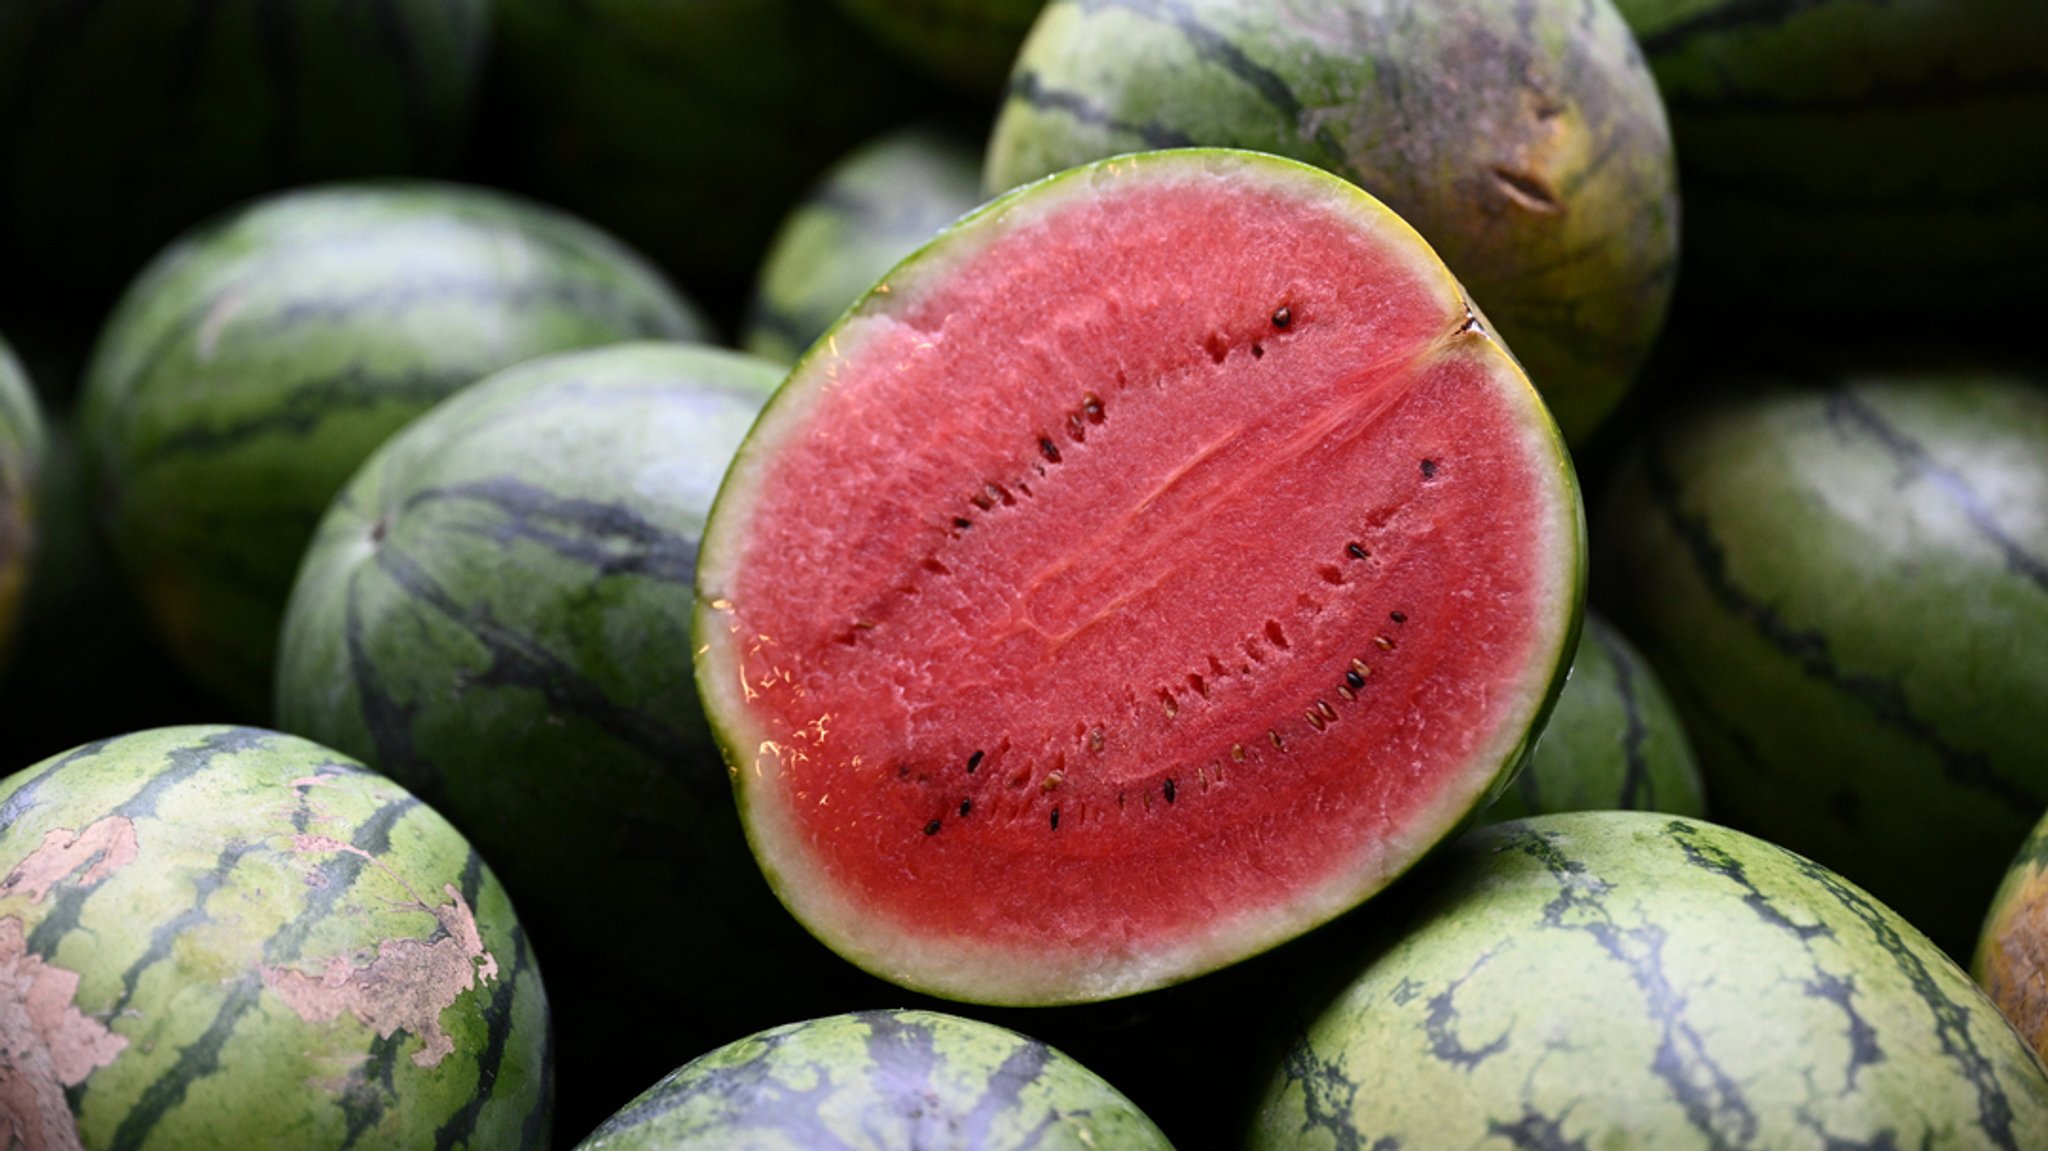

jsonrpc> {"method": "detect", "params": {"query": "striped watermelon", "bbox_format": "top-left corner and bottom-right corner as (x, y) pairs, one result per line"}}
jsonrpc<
(696, 148), (1584, 1005)
(77, 182), (709, 717)
(272, 342), (888, 1128)
(573, 1010), (1174, 1150)
(1251, 812), (2048, 1148)
(984, 0), (1679, 447)
(1614, 0), (2048, 315)
(0, 724), (551, 1150)
(745, 127), (986, 365)
(1478, 609), (1704, 824)
(0, 0), (489, 310)
(1977, 808), (2048, 1067)
(0, 333), (41, 666)
(1595, 366), (2048, 954)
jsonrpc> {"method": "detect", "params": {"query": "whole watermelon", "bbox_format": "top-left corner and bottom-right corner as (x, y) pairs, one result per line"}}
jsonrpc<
(1251, 812), (2048, 1149)
(574, 1010), (1175, 1150)
(0, 725), (551, 1149)
(1614, 0), (2048, 317)
(273, 342), (889, 1132)
(0, 333), (44, 666)
(984, 0), (1679, 446)
(1594, 366), (2048, 955)
(744, 127), (986, 365)
(77, 182), (709, 717)
(1479, 608), (1703, 824)
(0, 0), (489, 314)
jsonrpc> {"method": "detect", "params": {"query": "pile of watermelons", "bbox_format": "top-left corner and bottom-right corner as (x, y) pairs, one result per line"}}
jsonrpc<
(2, 1), (2046, 1147)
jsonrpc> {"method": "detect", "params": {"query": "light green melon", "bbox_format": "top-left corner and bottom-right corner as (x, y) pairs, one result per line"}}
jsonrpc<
(1252, 812), (2048, 1149)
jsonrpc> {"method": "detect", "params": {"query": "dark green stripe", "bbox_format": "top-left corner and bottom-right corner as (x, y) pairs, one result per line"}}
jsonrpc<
(346, 554), (443, 803)
(135, 361), (455, 465)
(1005, 71), (1196, 150)
(403, 477), (699, 585)
(959, 1037), (1053, 1145)
(1633, 0), (1836, 57)
(261, 792), (421, 965)
(1422, 958), (1510, 1070)
(336, 1031), (407, 1151)
(432, 922), (535, 1150)
(107, 974), (266, 1151)
(370, 541), (694, 768)
(1792, 848), (2025, 1150)
(105, 840), (263, 1019)
(1593, 624), (1655, 810)
(1824, 389), (2048, 595)
(1521, 825), (1761, 1145)
(1644, 431), (2040, 812)
(0, 736), (117, 834)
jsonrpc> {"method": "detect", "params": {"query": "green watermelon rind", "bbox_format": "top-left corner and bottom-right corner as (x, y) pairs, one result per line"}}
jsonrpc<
(695, 146), (1586, 1006)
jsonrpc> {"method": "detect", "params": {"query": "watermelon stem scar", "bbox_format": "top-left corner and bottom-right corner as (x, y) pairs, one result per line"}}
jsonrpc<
(695, 149), (1584, 1005)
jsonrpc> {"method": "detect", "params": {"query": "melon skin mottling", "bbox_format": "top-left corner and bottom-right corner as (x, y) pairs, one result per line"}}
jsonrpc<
(0, 725), (551, 1150)
(574, 1010), (1175, 1150)
(1595, 368), (2048, 956)
(76, 182), (709, 717)
(1250, 812), (2048, 1150)
(696, 148), (1584, 1006)
(985, 0), (1679, 447)
(1978, 811), (2048, 1066)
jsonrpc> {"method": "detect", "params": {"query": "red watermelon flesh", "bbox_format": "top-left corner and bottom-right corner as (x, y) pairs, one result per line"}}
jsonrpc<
(696, 150), (1584, 1005)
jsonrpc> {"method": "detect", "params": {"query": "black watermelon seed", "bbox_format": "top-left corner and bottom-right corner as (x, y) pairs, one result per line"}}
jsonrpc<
(924, 820), (942, 836)
(1163, 778), (1177, 804)
(966, 750), (984, 773)
(1345, 669), (1366, 690)
(1271, 306), (1292, 329)
(959, 799), (972, 817)
(1050, 807), (1061, 831)
(1420, 458), (1438, 479)
(1039, 437), (1062, 463)
(1347, 542), (1368, 560)
(1390, 611), (1407, 624)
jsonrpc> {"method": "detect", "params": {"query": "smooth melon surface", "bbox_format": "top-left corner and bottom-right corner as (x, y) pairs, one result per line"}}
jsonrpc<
(697, 150), (1583, 1004)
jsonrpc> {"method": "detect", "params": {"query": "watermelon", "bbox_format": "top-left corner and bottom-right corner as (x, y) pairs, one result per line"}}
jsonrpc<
(271, 341), (893, 1129)
(573, 1009), (1173, 1150)
(695, 148), (1585, 1005)
(1478, 608), (1703, 824)
(1249, 811), (2048, 1148)
(1594, 367), (2048, 955)
(1613, 0), (2048, 316)
(0, 333), (42, 666)
(0, 0), (488, 312)
(1978, 808), (2048, 1066)
(480, 0), (941, 300)
(744, 127), (986, 365)
(76, 182), (709, 718)
(0, 724), (551, 1149)
(983, 0), (1679, 447)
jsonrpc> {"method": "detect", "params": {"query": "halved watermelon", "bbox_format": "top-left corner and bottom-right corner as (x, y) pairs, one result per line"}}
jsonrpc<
(695, 149), (1585, 1005)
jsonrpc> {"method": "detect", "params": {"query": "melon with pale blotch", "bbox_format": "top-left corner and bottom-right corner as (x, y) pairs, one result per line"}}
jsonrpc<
(695, 148), (1584, 1006)
(0, 725), (550, 1149)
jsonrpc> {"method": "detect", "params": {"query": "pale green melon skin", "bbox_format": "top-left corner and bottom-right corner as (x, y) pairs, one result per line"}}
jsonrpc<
(575, 1010), (1175, 1150)
(0, 724), (552, 1150)
(744, 128), (986, 365)
(1594, 369), (2048, 956)
(1479, 609), (1704, 824)
(77, 182), (707, 718)
(985, 0), (1679, 446)
(1252, 812), (2048, 1150)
